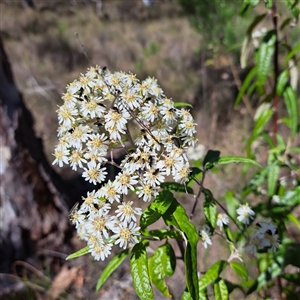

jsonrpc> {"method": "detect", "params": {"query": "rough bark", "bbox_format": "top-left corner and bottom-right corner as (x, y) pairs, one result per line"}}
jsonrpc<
(0, 36), (71, 278)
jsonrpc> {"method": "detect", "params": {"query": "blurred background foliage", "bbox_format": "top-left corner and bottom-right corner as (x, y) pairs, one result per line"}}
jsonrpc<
(1, 0), (299, 299)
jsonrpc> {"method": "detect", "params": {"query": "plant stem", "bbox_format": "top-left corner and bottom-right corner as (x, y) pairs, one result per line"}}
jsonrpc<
(271, 1), (279, 145)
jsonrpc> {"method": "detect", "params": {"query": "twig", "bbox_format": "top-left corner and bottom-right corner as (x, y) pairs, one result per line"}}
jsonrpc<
(271, 2), (279, 145)
(74, 32), (91, 63)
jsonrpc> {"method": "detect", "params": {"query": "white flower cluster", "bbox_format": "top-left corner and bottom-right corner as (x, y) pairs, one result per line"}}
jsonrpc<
(246, 218), (279, 255)
(53, 66), (197, 260)
(198, 204), (279, 255)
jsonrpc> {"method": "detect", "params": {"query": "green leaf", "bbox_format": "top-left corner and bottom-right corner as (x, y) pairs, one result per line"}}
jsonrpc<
(217, 156), (261, 168)
(148, 242), (176, 298)
(235, 66), (257, 108)
(246, 13), (267, 36)
(161, 182), (194, 194)
(214, 279), (229, 300)
(140, 190), (174, 229)
(283, 86), (299, 138)
(203, 150), (221, 170)
(284, 42), (300, 65)
(276, 70), (289, 96)
(287, 213), (300, 230)
(203, 190), (217, 228)
(174, 102), (193, 108)
(277, 187), (300, 207)
(267, 163), (280, 196)
(198, 260), (227, 291)
(229, 262), (248, 280)
(181, 291), (193, 300)
(66, 246), (89, 260)
(163, 199), (199, 300)
(256, 30), (276, 87)
(96, 249), (130, 291)
(130, 243), (154, 300)
(146, 229), (183, 240)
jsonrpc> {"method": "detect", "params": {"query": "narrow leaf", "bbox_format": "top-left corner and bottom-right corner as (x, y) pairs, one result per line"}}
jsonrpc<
(267, 163), (280, 196)
(284, 42), (300, 65)
(276, 70), (289, 96)
(217, 156), (261, 168)
(198, 260), (227, 291)
(174, 102), (193, 108)
(283, 86), (299, 138)
(230, 262), (248, 280)
(256, 31), (276, 87)
(287, 214), (300, 230)
(235, 66), (257, 108)
(163, 199), (199, 300)
(66, 246), (89, 260)
(214, 279), (229, 300)
(130, 243), (154, 300)
(96, 249), (130, 291)
(203, 150), (221, 170)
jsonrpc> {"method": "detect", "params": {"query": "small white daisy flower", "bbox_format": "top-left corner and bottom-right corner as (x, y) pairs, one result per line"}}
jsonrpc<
(237, 203), (255, 225)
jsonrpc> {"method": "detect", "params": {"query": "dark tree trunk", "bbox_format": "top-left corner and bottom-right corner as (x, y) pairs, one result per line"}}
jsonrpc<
(0, 35), (72, 289)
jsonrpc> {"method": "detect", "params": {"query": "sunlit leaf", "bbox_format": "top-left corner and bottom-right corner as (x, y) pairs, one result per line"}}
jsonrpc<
(198, 260), (227, 291)
(130, 243), (154, 300)
(214, 279), (229, 300)
(230, 262), (248, 280)
(283, 86), (299, 138)
(66, 246), (89, 260)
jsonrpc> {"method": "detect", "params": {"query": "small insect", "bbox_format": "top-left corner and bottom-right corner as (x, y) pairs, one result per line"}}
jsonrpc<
(69, 202), (80, 224)
(68, 128), (74, 133)
(112, 106), (120, 113)
(171, 136), (182, 148)
(149, 155), (154, 168)
(78, 87), (84, 97)
(141, 129), (149, 143)
(266, 229), (273, 236)
(152, 168), (160, 175)
(84, 95), (89, 101)
(97, 103), (106, 108)
(93, 118), (103, 126)
(102, 66), (107, 71)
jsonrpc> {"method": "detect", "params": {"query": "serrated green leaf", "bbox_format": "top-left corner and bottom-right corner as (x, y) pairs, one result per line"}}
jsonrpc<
(130, 243), (154, 300)
(163, 199), (199, 300)
(148, 242), (175, 298)
(284, 42), (300, 65)
(140, 190), (174, 229)
(96, 249), (130, 291)
(235, 66), (257, 108)
(283, 86), (299, 138)
(174, 102), (193, 108)
(256, 30), (276, 87)
(276, 70), (289, 96)
(199, 260), (227, 291)
(161, 182), (193, 194)
(230, 262), (248, 280)
(267, 163), (280, 196)
(217, 156), (261, 168)
(214, 279), (229, 300)
(66, 246), (89, 260)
